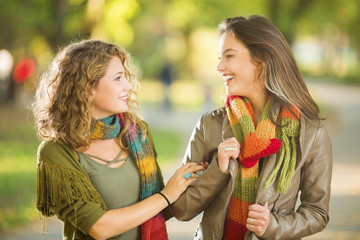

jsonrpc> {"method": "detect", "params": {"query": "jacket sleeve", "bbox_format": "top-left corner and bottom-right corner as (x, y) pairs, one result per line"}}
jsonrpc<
(36, 141), (107, 235)
(172, 115), (230, 221)
(261, 124), (333, 239)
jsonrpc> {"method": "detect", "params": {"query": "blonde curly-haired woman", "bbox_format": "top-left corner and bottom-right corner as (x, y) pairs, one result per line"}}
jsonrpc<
(33, 39), (205, 240)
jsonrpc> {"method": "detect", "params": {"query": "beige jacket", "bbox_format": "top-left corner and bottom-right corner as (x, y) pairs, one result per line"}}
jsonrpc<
(172, 108), (332, 240)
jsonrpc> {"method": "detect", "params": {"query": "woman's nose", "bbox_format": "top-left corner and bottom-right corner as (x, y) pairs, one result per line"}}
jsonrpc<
(216, 58), (225, 73)
(126, 79), (133, 91)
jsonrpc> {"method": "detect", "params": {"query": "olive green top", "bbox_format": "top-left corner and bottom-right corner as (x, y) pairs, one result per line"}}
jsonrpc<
(78, 150), (141, 240)
(36, 122), (172, 240)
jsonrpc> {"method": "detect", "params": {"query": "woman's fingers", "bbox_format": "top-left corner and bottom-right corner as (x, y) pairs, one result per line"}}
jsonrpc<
(186, 164), (205, 174)
(246, 202), (270, 237)
(185, 172), (199, 180)
(163, 163), (204, 203)
(217, 137), (240, 174)
(174, 162), (206, 183)
(219, 137), (240, 155)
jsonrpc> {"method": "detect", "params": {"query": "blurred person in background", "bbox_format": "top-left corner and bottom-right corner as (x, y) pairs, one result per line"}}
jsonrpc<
(159, 60), (174, 111)
(32, 39), (205, 240)
(172, 15), (332, 240)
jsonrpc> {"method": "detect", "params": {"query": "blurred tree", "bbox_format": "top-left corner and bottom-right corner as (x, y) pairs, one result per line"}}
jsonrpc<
(0, 0), (87, 51)
(267, 0), (313, 45)
(0, 0), (359, 85)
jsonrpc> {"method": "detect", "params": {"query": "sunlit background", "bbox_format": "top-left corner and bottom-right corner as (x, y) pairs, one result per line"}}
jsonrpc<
(0, 0), (359, 239)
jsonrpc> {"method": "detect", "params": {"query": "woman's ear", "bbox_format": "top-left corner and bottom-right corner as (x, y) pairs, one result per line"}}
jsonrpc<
(85, 88), (95, 103)
(256, 61), (266, 81)
(257, 60), (265, 70)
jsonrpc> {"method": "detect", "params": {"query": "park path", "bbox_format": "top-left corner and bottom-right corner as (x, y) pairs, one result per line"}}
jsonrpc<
(1, 81), (359, 239)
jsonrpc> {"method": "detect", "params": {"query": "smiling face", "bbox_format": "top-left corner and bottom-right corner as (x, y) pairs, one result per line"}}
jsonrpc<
(91, 56), (133, 119)
(217, 31), (264, 99)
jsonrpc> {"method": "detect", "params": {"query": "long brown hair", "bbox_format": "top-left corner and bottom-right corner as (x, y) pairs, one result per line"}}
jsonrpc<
(218, 15), (322, 122)
(32, 39), (145, 150)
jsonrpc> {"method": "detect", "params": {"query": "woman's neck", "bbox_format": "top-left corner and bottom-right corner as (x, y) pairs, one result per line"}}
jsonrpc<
(248, 90), (268, 123)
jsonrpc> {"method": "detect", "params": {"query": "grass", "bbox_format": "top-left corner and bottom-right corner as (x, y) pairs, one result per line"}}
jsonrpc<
(0, 103), (40, 232)
(0, 102), (182, 233)
(150, 128), (182, 165)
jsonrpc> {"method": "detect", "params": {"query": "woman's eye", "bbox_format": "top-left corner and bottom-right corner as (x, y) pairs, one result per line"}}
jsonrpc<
(226, 54), (233, 59)
(115, 76), (121, 81)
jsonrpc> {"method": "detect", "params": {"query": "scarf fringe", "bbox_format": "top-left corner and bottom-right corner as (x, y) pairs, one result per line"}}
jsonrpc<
(36, 161), (106, 217)
(264, 136), (298, 193)
(278, 137), (297, 192)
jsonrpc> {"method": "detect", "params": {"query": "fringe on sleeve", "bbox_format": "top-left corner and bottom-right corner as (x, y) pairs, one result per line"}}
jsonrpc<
(36, 161), (107, 217)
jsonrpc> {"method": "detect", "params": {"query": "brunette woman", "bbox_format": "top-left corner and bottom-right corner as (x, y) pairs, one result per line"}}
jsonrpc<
(172, 15), (332, 240)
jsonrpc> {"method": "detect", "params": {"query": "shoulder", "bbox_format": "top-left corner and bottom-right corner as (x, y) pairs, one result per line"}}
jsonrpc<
(141, 119), (151, 131)
(37, 141), (77, 165)
(199, 107), (227, 128)
(300, 117), (332, 155)
(300, 117), (329, 139)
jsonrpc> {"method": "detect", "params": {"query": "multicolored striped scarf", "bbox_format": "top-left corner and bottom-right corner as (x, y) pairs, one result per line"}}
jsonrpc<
(223, 96), (300, 239)
(90, 114), (168, 240)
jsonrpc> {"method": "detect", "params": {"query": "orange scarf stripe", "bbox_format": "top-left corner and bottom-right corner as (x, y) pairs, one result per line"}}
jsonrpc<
(256, 119), (277, 140)
(240, 162), (258, 178)
(226, 197), (251, 223)
(228, 97), (256, 127)
(279, 106), (300, 120)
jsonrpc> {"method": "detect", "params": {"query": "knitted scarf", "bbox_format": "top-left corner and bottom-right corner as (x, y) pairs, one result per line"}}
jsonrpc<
(90, 115), (120, 140)
(223, 96), (300, 240)
(90, 114), (168, 240)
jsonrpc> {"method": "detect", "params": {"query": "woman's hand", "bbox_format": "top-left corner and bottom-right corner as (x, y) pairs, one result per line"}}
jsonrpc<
(217, 137), (240, 174)
(161, 162), (205, 204)
(246, 202), (270, 237)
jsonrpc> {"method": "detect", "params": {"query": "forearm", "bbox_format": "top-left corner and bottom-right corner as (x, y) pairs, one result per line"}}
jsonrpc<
(89, 193), (168, 239)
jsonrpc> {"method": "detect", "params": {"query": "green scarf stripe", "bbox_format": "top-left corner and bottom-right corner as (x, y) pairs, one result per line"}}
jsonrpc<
(238, 115), (255, 136)
(232, 176), (258, 202)
(230, 115), (254, 141)
(258, 99), (272, 122)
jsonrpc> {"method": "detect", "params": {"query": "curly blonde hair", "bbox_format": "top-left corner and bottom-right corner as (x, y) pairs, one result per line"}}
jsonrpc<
(32, 39), (145, 150)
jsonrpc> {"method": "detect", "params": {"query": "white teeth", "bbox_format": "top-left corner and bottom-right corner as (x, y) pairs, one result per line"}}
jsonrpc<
(119, 96), (127, 100)
(223, 75), (234, 81)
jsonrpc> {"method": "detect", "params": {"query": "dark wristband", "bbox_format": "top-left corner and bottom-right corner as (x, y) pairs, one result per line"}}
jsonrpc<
(158, 192), (171, 206)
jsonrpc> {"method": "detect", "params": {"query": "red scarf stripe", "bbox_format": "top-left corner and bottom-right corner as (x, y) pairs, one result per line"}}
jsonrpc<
(239, 138), (281, 168)
(142, 213), (168, 239)
(224, 218), (247, 240)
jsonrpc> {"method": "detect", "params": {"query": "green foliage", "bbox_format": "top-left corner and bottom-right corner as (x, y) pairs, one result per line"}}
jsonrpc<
(1, 0), (359, 83)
